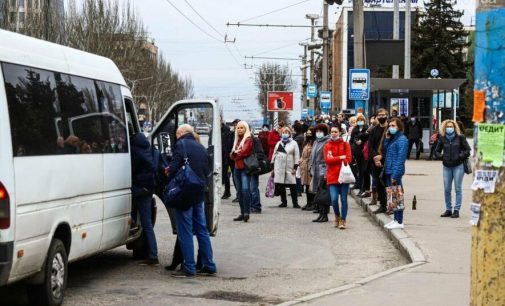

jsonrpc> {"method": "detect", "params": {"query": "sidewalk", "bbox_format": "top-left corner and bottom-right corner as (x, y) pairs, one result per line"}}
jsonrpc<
(292, 160), (473, 306)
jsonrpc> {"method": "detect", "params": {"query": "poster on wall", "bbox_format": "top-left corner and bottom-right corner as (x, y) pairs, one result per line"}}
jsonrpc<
(390, 98), (409, 116)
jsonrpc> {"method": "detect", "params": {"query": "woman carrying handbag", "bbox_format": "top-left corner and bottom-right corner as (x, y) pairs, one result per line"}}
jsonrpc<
(324, 126), (353, 229)
(382, 118), (409, 229)
(434, 119), (471, 219)
(230, 121), (254, 222)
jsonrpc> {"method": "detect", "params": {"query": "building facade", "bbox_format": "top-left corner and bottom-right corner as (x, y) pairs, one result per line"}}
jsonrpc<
(2, 0), (64, 30)
(332, 6), (418, 112)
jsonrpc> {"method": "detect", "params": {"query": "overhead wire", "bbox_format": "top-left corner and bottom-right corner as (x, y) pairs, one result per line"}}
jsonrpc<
(239, 0), (313, 23)
(182, 0), (225, 37)
(162, 0), (223, 42)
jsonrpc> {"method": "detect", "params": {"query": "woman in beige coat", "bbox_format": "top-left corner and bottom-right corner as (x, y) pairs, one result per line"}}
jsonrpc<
(272, 127), (300, 208)
(299, 127), (315, 210)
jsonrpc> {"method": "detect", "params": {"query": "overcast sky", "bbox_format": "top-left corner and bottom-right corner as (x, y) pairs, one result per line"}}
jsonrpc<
(70, 0), (476, 122)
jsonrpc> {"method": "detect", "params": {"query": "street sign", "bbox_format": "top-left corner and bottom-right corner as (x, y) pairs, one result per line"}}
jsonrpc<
(320, 90), (331, 109)
(307, 83), (317, 98)
(267, 91), (294, 111)
(349, 69), (370, 100)
(430, 68), (439, 78)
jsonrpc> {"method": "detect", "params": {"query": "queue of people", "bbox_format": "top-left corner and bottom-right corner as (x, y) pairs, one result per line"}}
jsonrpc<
(127, 111), (471, 279)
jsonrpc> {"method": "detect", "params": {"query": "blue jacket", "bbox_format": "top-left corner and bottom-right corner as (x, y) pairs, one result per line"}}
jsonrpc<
(168, 133), (210, 201)
(383, 132), (408, 181)
(130, 133), (156, 195)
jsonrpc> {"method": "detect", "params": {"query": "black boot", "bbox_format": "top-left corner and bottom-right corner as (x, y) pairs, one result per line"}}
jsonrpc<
(312, 213), (323, 222)
(440, 210), (452, 217)
(233, 215), (244, 221)
(318, 214), (329, 222)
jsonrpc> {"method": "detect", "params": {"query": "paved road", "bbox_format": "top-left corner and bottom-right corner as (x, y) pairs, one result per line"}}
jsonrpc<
(0, 174), (406, 305)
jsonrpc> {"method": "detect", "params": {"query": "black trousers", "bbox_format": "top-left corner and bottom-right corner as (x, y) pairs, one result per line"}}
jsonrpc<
(408, 139), (421, 159)
(370, 161), (387, 209)
(278, 184), (298, 206)
(358, 158), (371, 192)
(222, 162), (231, 196)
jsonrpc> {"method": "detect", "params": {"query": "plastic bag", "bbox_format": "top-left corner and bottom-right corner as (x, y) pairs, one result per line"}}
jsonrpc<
(338, 162), (356, 184)
(265, 174), (275, 198)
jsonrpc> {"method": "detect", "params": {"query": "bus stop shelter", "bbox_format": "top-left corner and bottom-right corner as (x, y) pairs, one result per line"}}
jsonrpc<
(368, 77), (467, 150)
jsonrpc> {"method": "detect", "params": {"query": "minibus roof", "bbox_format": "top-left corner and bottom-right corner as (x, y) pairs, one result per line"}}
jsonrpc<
(0, 29), (127, 87)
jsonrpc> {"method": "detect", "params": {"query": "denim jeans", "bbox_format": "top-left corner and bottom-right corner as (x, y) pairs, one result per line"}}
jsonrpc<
(175, 201), (217, 275)
(135, 195), (158, 260)
(250, 174), (261, 211)
(329, 184), (350, 220)
(385, 175), (404, 224)
(443, 164), (464, 211)
(234, 168), (252, 215)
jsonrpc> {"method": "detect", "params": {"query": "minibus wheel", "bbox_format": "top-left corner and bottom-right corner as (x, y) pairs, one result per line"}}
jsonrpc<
(28, 238), (68, 306)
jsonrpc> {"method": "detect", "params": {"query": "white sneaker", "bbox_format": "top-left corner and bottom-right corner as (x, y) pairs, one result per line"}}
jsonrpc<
(384, 220), (395, 228)
(388, 222), (404, 229)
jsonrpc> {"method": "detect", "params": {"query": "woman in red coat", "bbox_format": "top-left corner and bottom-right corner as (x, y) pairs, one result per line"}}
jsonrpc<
(230, 121), (254, 222)
(324, 126), (353, 229)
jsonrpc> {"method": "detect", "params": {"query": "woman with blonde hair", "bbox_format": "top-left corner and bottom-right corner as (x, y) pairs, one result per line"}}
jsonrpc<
(230, 121), (254, 222)
(435, 119), (471, 218)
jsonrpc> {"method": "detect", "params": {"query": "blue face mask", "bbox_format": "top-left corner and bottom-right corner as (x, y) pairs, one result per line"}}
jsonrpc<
(389, 127), (398, 135)
(357, 121), (364, 126)
(281, 134), (290, 140)
(446, 127), (455, 134)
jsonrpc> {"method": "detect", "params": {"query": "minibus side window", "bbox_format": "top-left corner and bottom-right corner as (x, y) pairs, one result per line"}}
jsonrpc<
(2, 63), (60, 156)
(95, 81), (128, 153)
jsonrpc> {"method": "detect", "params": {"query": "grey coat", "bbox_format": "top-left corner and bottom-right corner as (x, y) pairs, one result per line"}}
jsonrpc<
(309, 135), (330, 192)
(272, 139), (300, 185)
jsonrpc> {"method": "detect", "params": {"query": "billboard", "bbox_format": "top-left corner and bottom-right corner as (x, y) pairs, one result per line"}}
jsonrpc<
(267, 91), (293, 111)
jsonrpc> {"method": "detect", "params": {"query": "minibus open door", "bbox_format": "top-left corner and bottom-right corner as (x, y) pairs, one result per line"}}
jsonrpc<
(149, 100), (221, 236)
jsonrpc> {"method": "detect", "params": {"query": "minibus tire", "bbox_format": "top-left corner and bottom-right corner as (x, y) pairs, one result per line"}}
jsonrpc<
(27, 239), (68, 306)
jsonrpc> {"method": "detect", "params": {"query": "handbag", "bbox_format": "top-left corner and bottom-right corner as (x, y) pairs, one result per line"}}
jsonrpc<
(463, 158), (472, 175)
(244, 153), (261, 174)
(163, 140), (206, 211)
(265, 174), (275, 198)
(313, 178), (331, 207)
(386, 185), (405, 212)
(338, 162), (356, 184)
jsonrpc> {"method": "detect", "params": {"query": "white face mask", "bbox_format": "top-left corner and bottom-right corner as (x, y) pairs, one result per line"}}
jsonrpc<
(316, 132), (324, 139)
(263, 127), (269, 132)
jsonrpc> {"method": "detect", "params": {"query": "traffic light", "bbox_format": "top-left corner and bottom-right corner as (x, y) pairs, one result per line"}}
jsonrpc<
(325, 0), (343, 4)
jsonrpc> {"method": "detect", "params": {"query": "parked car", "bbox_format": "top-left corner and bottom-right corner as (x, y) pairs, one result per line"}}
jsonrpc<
(196, 123), (211, 135)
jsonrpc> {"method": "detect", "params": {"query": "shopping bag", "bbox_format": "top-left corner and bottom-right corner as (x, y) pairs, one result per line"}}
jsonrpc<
(265, 174), (275, 198)
(386, 185), (405, 212)
(338, 162), (356, 184)
(313, 179), (330, 207)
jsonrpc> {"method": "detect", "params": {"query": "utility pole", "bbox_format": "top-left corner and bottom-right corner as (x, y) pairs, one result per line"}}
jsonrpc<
(393, 0), (399, 79)
(404, 0), (411, 79)
(322, 1), (330, 101)
(306, 14), (318, 116)
(353, 0), (364, 69)
(470, 1), (505, 305)
(300, 43), (308, 110)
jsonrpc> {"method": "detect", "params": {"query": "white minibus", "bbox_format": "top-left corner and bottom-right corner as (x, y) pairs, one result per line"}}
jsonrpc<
(0, 29), (221, 305)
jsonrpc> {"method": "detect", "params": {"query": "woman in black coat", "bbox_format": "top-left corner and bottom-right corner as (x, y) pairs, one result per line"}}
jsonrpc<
(350, 114), (370, 197)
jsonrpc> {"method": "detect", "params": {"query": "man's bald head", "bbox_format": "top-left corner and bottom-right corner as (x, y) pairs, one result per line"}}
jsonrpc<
(176, 124), (194, 139)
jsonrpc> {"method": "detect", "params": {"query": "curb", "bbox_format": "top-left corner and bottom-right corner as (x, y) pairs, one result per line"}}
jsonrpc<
(276, 191), (427, 306)
(350, 191), (427, 264)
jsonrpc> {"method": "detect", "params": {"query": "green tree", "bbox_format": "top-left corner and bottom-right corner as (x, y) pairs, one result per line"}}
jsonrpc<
(411, 1), (468, 79)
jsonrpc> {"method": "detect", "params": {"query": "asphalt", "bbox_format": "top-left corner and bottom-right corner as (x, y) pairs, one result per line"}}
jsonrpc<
(280, 159), (473, 306)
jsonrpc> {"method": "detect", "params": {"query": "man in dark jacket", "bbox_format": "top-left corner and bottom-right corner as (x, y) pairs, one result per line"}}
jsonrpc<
(369, 108), (389, 214)
(221, 120), (233, 199)
(130, 132), (159, 266)
(167, 124), (217, 278)
(407, 114), (423, 160)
